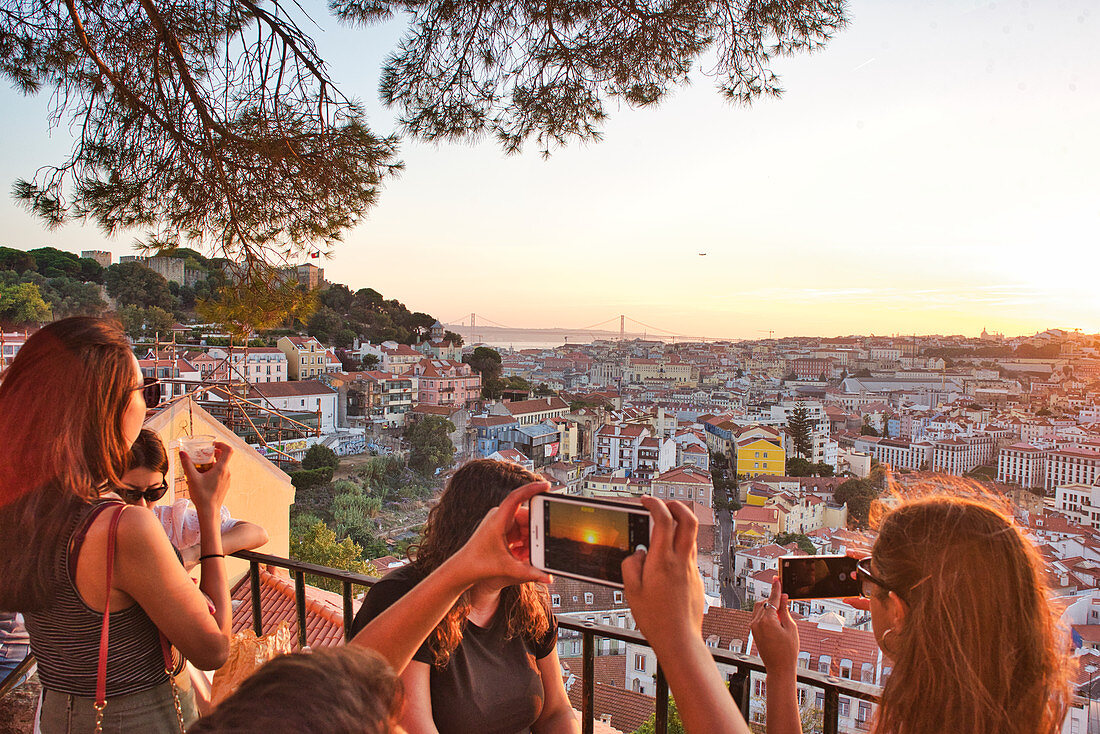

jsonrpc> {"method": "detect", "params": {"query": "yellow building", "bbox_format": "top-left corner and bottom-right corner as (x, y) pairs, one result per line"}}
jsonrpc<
(144, 398), (294, 584)
(277, 335), (328, 380)
(735, 429), (786, 479)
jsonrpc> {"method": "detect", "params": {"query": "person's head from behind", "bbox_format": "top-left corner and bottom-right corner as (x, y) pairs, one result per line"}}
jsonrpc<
(0, 317), (148, 610)
(415, 458), (550, 666)
(188, 646), (403, 734)
(865, 492), (1073, 734)
(119, 428), (169, 508)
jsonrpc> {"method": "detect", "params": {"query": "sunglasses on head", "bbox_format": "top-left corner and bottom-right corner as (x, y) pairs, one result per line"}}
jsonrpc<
(120, 482), (169, 504)
(135, 376), (163, 407)
(856, 557), (902, 600)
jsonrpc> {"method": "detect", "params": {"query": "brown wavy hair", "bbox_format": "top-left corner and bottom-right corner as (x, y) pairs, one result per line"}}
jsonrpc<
(189, 646), (401, 734)
(0, 317), (137, 610)
(869, 489), (1075, 734)
(412, 458), (551, 668)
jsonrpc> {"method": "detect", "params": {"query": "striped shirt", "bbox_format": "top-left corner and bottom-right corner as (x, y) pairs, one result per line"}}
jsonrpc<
(24, 500), (169, 697)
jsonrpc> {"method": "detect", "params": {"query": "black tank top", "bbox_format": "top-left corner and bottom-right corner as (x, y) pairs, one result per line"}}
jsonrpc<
(24, 500), (169, 697)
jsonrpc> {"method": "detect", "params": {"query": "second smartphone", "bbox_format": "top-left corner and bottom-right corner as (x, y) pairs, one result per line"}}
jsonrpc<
(528, 493), (652, 588)
(778, 555), (860, 599)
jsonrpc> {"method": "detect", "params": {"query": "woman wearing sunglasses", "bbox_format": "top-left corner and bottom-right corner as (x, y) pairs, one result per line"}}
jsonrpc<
(749, 493), (1075, 734)
(116, 429), (268, 570)
(0, 317), (236, 732)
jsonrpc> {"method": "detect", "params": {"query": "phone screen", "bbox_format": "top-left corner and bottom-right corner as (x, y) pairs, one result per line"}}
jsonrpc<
(780, 556), (860, 599)
(543, 499), (650, 586)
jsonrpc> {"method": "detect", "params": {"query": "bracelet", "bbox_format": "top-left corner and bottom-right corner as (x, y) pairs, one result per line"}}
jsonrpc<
(199, 553), (225, 562)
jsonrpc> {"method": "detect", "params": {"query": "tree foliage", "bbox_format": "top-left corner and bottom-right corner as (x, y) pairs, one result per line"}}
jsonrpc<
(774, 532), (816, 555)
(834, 478), (879, 527)
(2, 0), (847, 274)
(787, 402), (813, 459)
(105, 261), (175, 310)
(290, 518), (370, 593)
(302, 443), (340, 472)
(405, 415), (456, 476)
(117, 303), (176, 339)
(0, 281), (51, 326)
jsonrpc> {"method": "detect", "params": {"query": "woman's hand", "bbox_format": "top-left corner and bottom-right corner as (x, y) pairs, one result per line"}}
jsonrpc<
(621, 497), (704, 646)
(449, 480), (553, 588)
(751, 582), (800, 677)
(182, 441), (233, 518)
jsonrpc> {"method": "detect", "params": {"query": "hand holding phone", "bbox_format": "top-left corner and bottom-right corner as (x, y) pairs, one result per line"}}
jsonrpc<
(528, 493), (652, 588)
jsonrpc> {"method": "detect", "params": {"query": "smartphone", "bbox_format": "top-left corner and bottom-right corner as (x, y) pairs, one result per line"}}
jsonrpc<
(528, 493), (652, 588)
(779, 555), (860, 599)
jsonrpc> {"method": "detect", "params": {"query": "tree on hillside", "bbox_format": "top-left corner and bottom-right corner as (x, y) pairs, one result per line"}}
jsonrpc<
(0, 282), (51, 326)
(443, 330), (464, 347)
(3, 1), (846, 278)
(774, 532), (816, 555)
(117, 304), (176, 340)
(105, 262), (176, 311)
(834, 478), (879, 527)
(464, 346), (504, 397)
(290, 519), (369, 594)
(303, 444), (340, 472)
(0, 247), (36, 274)
(787, 402), (813, 459)
(406, 416), (456, 476)
(42, 277), (107, 318)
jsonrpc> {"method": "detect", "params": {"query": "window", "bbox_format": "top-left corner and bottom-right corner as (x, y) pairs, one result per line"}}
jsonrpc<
(753, 679), (766, 697)
(857, 702), (871, 723)
(797, 652), (810, 669)
(584, 592), (594, 605)
(634, 653), (646, 671)
(861, 663), (874, 683)
(551, 594), (561, 608)
(818, 655), (831, 674)
(815, 692), (824, 709)
(840, 660), (852, 679)
(613, 590), (623, 604)
(839, 698), (850, 718)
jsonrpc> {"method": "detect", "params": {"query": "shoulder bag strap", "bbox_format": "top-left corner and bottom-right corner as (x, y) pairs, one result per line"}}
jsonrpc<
(94, 504), (127, 733)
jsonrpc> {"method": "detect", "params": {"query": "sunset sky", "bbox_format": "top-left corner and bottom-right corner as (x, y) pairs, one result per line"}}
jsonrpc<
(1, 0), (1097, 339)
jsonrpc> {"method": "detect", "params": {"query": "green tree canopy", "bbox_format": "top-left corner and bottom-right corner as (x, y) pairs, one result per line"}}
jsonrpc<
(105, 261), (176, 311)
(405, 416), (456, 476)
(117, 304), (176, 340)
(774, 532), (816, 555)
(290, 519), (370, 594)
(834, 478), (879, 527)
(0, 281), (51, 326)
(787, 402), (813, 459)
(302, 443), (340, 472)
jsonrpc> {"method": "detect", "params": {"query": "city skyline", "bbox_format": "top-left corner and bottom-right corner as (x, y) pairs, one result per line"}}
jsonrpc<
(1, 0), (1097, 338)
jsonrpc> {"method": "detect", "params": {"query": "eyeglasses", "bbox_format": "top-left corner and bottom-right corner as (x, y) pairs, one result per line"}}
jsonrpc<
(856, 557), (899, 599)
(134, 376), (163, 407)
(120, 482), (169, 505)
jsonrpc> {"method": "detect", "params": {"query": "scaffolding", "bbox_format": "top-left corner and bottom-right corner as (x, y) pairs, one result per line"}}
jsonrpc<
(138, 332), (321, 467)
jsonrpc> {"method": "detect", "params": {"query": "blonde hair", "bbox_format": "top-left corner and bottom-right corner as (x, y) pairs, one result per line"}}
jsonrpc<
(869, 486), (1075, 734)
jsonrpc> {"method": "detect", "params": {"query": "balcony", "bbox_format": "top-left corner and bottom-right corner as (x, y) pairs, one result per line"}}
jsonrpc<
(232, 550), (880, 734)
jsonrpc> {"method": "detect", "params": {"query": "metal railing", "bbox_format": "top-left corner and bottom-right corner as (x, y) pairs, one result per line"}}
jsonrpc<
(234, 550), (880, 734)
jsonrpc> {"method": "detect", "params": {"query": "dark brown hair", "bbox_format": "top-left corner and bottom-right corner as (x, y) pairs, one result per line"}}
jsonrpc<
(188, 646), (402, 734)
(128, 428), (169, 475)
(413, 458), (551, 667)
(869, 490), (1075, 734)
(0, 317), (138, 609)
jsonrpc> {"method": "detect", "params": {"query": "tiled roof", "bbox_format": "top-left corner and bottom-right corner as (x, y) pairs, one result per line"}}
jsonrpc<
(560, 655), (628, 689)
(563, 678), (654, 733)
(247, 380), (336, 398)
(701, 607), (754, 651)
(654, 466), (712, 485)
(230, 567), (352, 650)
(502, 396), (569, 415)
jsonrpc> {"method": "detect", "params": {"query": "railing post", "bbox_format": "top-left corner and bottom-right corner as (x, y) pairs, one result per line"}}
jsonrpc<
(824, 683), (840, 734)
(655, 664), (669, 734)
(343, 580), (354, 642)
(582, 627), (594, 734)
(729, 663), (750, 715)
(249, 561), (263, 636)
(294, 570), (308, 650)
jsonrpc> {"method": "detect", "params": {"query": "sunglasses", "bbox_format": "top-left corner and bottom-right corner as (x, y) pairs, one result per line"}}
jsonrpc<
(856, 557), (901, 600)
(120, 482), (169, 504)
(134, 376), (163, 407)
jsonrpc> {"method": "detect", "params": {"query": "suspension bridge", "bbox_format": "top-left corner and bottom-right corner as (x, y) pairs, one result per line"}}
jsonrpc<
(438, 313), (727, 344)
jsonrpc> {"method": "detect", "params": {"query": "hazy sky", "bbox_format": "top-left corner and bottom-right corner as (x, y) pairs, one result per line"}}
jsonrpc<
(2, 0), (1098, 339)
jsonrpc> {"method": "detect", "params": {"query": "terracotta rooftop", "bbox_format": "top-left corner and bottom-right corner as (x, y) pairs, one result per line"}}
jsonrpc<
(230, 567), (354, 650)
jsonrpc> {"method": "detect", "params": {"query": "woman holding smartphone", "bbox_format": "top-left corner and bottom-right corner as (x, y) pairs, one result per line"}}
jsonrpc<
(349, 458), (577, 734)
(0, 317), (234, 732)
(624, 492), (1076, 734)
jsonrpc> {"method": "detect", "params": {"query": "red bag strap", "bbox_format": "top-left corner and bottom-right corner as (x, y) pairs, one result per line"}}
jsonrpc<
(95, 504), (127, 710)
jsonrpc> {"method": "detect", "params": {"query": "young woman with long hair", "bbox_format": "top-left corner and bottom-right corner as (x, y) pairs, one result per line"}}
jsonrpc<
(0, 317), (234, 732)
(622, 492), (1075, 734)
(349, 458), (578, 734)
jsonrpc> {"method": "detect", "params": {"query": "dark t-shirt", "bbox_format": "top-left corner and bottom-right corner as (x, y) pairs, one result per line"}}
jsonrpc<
(350, 564), (558, 734)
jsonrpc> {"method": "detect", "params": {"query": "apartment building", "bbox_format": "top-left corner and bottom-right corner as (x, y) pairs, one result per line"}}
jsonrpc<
(489, 396), (570, 426)
(650, 466), (713, 506)
(868, 438), (933, 472)
(358, 370), (416, 428)
(1046, 447), (1100, 493)
(735, 427), (786, 478)
(997, 442), (1048, 488)
(931, 434), (993, 475)
(409, 358), (481, 407)
(594, 423), (650, 474)
(277, 336), (331, 380)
